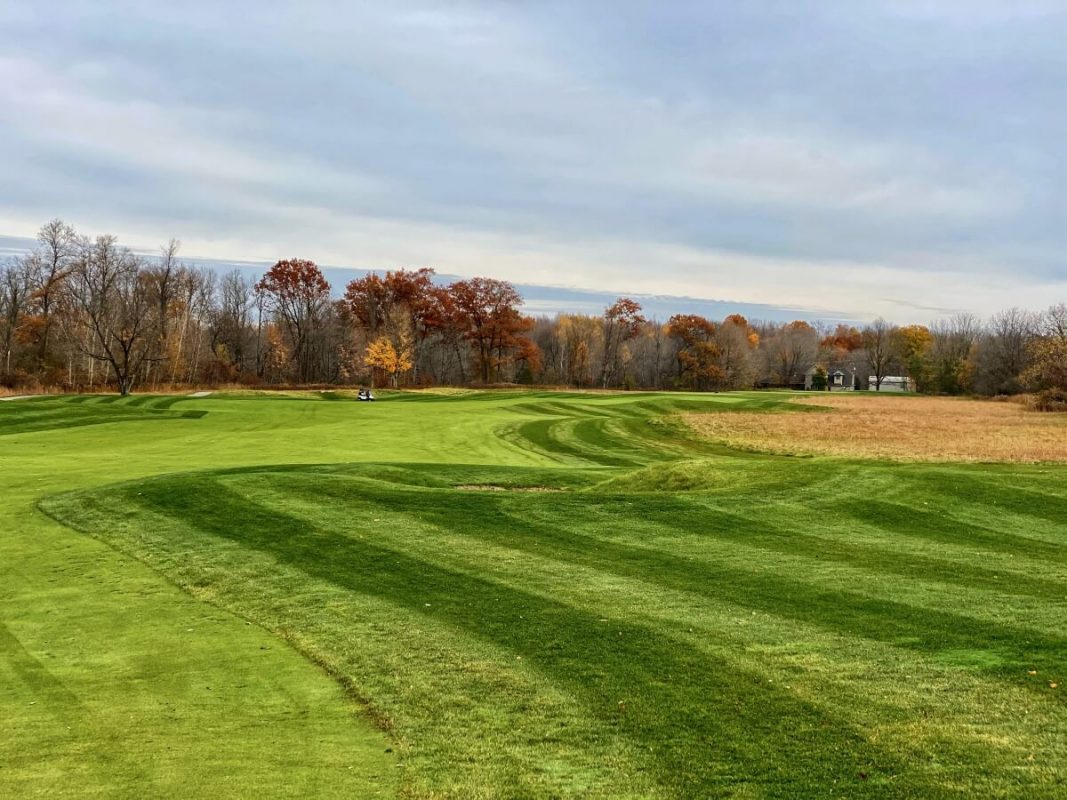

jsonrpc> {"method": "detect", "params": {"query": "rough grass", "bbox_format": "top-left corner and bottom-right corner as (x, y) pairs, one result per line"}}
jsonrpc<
(686, 393), (1067, 463)
(6, 390), (1064, 798)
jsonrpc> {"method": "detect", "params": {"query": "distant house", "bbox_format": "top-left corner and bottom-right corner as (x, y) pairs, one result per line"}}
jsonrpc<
(869, 376), (915, 392)
(803, 366), (856, 391)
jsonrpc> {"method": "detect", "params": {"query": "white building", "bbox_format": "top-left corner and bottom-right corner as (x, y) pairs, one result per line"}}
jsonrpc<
(869, 376), (915, 392)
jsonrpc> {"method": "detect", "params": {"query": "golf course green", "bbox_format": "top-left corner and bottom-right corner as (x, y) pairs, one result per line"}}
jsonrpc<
(2, 390), (1065, 798)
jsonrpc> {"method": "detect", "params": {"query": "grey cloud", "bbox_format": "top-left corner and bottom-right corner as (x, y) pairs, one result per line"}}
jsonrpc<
(0, 1), (1064, 320)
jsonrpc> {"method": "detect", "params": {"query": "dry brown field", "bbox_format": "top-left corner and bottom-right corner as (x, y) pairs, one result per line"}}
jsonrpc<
(686, 393), (1067, 463)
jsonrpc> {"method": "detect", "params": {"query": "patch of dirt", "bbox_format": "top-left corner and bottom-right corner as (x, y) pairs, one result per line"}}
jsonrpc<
(685, 394), (1067, 463)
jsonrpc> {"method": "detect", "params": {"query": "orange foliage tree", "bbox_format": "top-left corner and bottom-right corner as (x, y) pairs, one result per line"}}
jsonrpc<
(717, 314), (759, 389)
(666, 314), (723, 390)
(820, 324), (863, 353)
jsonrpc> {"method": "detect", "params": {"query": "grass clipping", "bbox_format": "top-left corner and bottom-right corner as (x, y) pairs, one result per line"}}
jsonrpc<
(686, 394), (1067, 463)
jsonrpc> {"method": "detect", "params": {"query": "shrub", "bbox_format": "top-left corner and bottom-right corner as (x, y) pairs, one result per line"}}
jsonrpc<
(1031, 388), (1067, 413)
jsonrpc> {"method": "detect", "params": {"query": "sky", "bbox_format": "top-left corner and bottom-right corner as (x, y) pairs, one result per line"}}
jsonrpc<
(1, 1), (1065, 323)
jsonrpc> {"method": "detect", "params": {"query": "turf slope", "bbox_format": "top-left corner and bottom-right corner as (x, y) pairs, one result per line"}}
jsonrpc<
(4, 391), (1066, 798)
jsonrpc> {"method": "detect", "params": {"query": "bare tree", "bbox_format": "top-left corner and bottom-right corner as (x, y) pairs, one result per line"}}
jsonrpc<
(22, 219), (82, 368)
(862, 317), (898, 390)
(167, 266), (214, 384)
(765, 321), (818, 386)
(1038, 303), (1067, 342)
(970, 307), (1037, 395)
(928, 314), (980, 394)
(147, 239), (184, 374)
(1, 260), (32, 377)
(628, 320), (674, 390)
(208, 270), (256, 376)
(62, 236), (159, 395)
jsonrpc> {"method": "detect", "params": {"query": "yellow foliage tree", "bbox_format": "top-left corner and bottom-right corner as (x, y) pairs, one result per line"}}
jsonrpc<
(895, 324), (934, 391)
(364, 335), (413, 388)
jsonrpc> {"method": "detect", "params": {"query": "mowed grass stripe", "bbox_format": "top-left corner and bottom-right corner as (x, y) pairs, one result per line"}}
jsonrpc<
(54, 475), (922, 798)
(246, 470), (1067, 784)
(33, 482), (1058, 800)
(250, 468), (1066, 672)
(0, 399), (206, 436)
(45, 458), (1067, 796)
(664, 502), (1067, 602)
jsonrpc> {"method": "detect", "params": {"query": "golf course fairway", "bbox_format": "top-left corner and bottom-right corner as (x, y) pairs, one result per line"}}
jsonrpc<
(2, 390), (1065, 798)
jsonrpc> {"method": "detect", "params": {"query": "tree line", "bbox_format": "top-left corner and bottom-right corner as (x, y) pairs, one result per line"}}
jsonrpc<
(1, 220), (1064, 398)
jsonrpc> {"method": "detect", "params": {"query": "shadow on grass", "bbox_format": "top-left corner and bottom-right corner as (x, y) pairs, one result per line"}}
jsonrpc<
(280, 475), (1067, 691)
(112, 474), (924, 798)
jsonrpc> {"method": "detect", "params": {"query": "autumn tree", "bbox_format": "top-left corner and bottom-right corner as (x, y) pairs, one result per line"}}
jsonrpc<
(344, 269), (436, 334)
(343, 273), (390, 335)
(141, 241), (216, 385)
(255, 259), (331, 383)
(344, 268), (436, 383)
(364, 334), (413, 388)
(553, 314), (602, 387)
(820, 324), (863, 354)
(449, 277), (533, 383)
(261, 324), (291, 383)
(666, 314), (723, 390)
(716, 314), (759, 390)
(10, 216), (1066, 397)
(422, 284), (470, 383)
(599, 298), (646, 388)
(1023, 304), (1067, 392)
(513, 335), (543, 384)
(1024, 338), (1067, 393)
(894, 324), (933, 392)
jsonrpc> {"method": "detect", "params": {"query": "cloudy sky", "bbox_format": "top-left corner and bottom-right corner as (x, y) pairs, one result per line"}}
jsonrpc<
(1, 1), (1064, 322)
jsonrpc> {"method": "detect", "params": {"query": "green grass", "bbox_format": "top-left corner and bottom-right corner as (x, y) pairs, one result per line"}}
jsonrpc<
(3, 390), (1066, 798)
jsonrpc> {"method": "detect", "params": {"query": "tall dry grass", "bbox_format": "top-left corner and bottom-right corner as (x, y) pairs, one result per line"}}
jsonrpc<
(686, 394), (1067, 463)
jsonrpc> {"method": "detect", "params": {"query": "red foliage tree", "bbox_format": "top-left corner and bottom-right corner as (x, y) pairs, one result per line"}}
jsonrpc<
(600, 297), (646, 387)
(513, 335), (543, 384)
(343, 273), (389, 334)
(344, 268), (438, 383)
(448, 277), (533, 383)
(255, 259), (331, 382)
